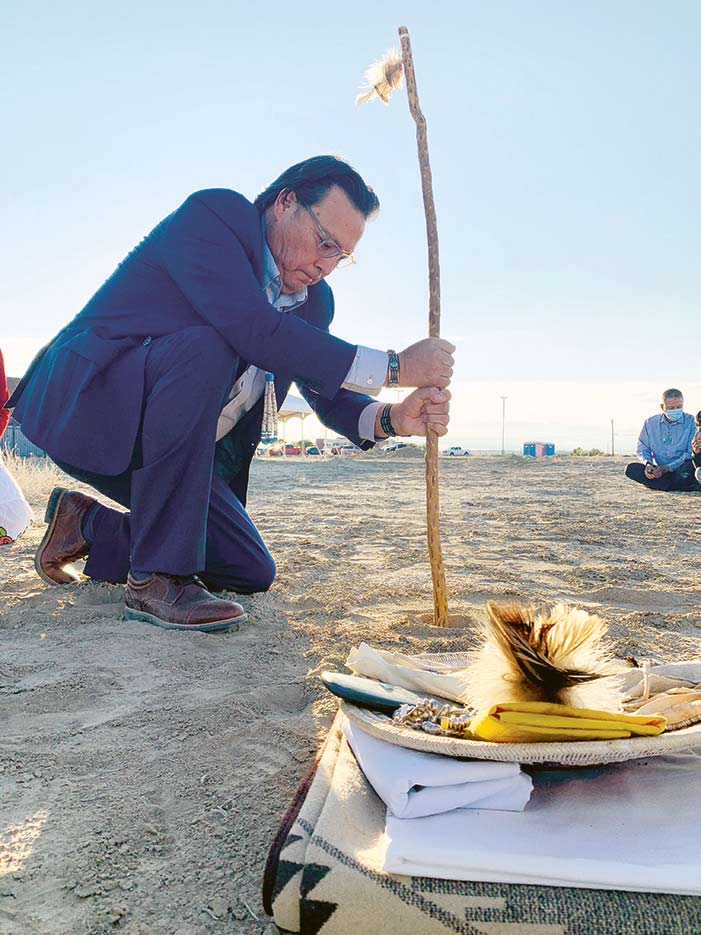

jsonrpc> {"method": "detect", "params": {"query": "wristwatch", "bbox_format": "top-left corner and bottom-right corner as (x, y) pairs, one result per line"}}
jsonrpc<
(387, 349), (400, 387)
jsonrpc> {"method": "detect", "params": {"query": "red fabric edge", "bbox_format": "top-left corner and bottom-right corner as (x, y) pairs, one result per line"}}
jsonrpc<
(0, 349), (10, 439)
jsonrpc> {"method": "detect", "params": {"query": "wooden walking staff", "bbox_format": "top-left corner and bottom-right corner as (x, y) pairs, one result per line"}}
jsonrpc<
(357, 27), (449, 626)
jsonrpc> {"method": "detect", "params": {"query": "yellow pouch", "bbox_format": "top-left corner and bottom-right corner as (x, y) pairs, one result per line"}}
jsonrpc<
(471, 701), (667, 743)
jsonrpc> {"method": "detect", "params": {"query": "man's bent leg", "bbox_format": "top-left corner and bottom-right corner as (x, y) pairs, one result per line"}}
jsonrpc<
(199, 474), (276, 594)
(44, 326), (239, 587)
(625, 463), (675, 491)
(119, 328), (248, 630)
(128, 326), (238, 575)
(667, 459), (701, 492)
(50, 458), (133, 583)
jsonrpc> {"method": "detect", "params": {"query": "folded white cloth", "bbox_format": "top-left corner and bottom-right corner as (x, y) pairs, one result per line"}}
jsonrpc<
(385, 752), (701, 895)
(345, 642), (470, 703)
(0, 455), (33, 542)
(343, 719), (532, 819)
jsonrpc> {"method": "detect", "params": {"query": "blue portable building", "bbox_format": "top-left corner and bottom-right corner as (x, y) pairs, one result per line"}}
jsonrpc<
(523, 442), (555, 458)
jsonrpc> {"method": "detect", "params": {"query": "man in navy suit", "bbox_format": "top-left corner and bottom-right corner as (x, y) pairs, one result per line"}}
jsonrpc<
(6, 156), (453, 632)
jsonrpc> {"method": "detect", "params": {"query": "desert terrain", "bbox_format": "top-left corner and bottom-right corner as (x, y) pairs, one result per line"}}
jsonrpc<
(1, 453), (700, 934)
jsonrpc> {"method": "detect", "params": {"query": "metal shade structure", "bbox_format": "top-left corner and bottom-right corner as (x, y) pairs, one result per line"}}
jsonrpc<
(275, 392), (313, 453)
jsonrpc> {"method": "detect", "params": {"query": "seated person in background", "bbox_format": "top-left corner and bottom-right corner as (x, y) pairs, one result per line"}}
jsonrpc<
(625, 388), (701, 492)
(693, 411), (701, 485)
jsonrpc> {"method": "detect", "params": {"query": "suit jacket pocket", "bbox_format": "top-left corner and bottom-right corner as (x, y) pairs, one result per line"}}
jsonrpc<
(64, 330), (139, 370)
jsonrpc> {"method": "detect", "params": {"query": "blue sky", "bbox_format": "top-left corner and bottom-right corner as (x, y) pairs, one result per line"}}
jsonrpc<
(3, 1), (699, 451)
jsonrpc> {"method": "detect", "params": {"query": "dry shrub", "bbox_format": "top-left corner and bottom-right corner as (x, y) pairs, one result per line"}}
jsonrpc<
(2, 453), (66, 509)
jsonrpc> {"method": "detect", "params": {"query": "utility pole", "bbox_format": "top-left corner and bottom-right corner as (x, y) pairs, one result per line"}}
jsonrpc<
(500, 396), (508, 455)
(611, 418), (615, 457)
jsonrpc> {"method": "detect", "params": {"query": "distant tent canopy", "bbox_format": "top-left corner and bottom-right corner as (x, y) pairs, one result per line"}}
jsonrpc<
(278, 393), (312, 420)
(268, 392), (315, 451)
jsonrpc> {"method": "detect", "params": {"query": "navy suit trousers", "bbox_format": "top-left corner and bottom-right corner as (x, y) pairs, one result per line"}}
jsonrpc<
(53, 326), (275, 593)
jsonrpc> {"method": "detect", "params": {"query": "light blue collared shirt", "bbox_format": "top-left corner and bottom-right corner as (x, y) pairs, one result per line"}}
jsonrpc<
(215, 225), (386, 442)
(260, 234), (308, 312)
(636, 412), (696, 471)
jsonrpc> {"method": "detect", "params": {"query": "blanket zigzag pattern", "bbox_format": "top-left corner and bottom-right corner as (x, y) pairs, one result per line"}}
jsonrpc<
(264, 715), (701, 935)
(299, 862), (337, 933)
(297, 817), (489, 935)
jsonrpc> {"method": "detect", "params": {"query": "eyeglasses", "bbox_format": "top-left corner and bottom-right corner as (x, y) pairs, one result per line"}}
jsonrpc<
(301, 204), (356, 270)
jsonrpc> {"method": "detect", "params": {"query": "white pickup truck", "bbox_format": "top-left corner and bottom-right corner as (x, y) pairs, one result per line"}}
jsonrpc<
(444, 446), (470, 456)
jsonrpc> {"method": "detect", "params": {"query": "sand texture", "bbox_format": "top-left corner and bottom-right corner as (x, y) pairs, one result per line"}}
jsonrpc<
(1, 454), (700, 934)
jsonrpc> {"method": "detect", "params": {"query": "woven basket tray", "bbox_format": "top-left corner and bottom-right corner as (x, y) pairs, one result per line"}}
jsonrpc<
(340, 701), (701, 767)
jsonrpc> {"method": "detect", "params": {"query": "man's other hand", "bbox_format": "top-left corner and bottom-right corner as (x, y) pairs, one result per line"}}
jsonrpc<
(388, 387), (451, 438)
(396, 338), (455, 388)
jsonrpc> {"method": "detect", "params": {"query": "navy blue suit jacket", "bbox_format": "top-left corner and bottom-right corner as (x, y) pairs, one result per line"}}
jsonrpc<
(8, 189), (375, 503)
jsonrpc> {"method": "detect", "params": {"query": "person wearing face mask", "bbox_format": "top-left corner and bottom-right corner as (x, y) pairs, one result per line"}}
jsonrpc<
(625, 388), (701, 492)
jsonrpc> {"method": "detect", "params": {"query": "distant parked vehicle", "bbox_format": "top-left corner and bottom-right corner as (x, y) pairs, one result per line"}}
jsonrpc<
(269, 443), (302, 456)
(255, 446), (266, 457)
(444, 446), (470, 456)
(340, 444), (361, 455)
(305, 445), (321, 456)
(383, 441), (408, 452)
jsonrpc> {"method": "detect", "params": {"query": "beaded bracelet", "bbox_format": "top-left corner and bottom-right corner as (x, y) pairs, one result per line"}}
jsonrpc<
(380, 403), (397, 437)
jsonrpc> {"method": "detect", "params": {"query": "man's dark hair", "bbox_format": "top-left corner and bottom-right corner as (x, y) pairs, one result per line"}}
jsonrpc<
(662, 388), (683, 401)
(255, 155), (379, 218)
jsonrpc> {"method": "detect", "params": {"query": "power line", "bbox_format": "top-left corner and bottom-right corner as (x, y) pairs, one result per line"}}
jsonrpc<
(500, 396), (507, 455)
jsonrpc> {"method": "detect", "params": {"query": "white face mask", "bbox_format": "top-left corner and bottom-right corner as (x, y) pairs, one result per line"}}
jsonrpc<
(664, 408), (684, 423)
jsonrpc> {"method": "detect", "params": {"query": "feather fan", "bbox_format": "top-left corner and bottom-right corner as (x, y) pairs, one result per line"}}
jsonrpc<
(465, 601), (627, 712)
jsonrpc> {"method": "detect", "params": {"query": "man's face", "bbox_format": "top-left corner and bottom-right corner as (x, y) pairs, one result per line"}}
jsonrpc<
(661, 396), (684, 420)
(267, 185), (366, 294)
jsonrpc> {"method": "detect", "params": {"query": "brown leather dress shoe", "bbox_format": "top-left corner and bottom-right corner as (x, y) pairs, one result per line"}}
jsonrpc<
(35, 487), (97, 585)
(124, 573), (247, 632)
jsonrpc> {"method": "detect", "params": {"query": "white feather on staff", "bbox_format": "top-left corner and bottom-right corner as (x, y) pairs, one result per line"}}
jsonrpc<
(355, 48), (404, 105)
(465, 601), (627, 713)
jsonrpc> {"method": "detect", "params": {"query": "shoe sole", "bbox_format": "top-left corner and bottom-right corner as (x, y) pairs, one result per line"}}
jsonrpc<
(34, 487), (80, 585)
(124, 607), (247, 633)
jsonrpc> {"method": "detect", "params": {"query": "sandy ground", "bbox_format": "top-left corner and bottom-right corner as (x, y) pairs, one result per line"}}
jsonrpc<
(2, 452), (701, 934)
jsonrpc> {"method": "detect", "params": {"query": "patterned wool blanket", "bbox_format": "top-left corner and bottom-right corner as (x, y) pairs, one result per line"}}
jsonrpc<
(262, 712), (701, 935)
